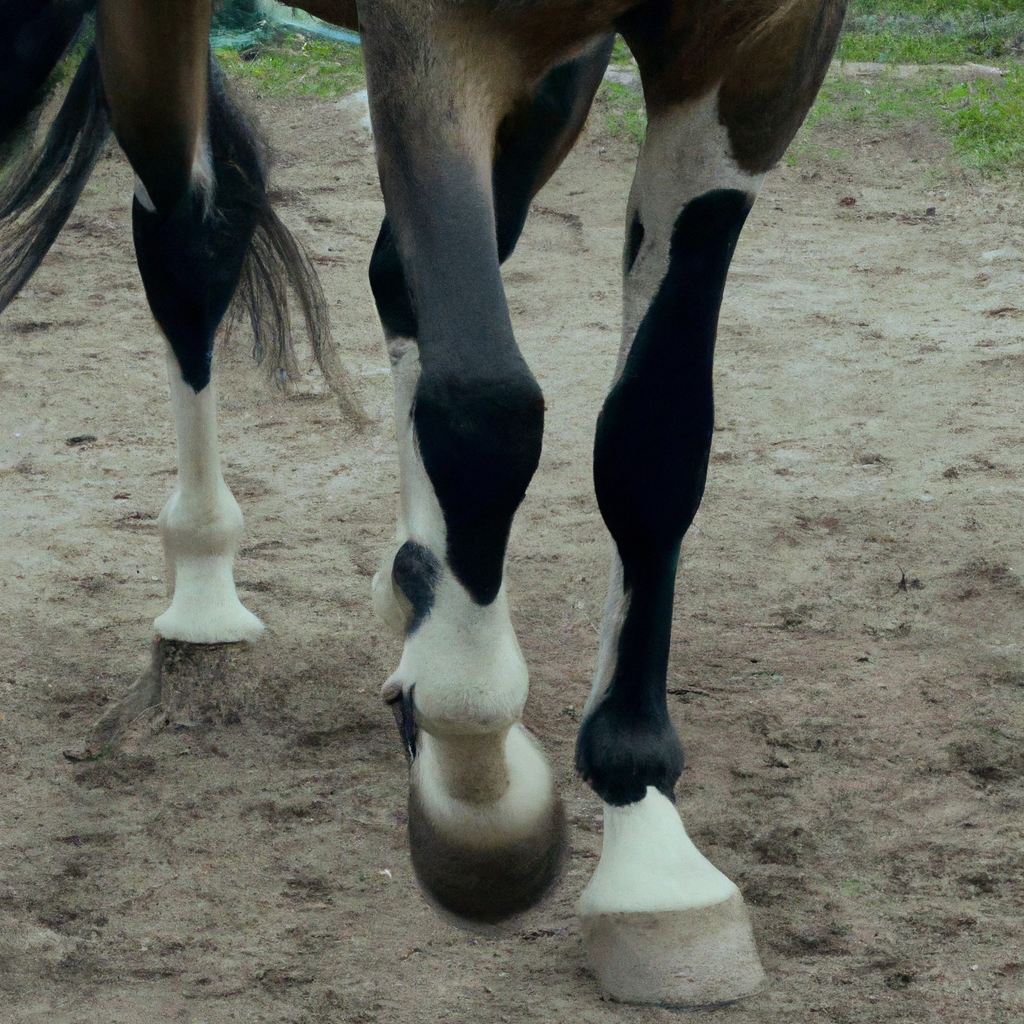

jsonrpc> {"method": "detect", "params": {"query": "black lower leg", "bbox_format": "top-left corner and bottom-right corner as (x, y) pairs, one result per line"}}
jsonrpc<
(133, 59), (267, 390)
(368, 36), (613, 340)
(368, 217), (415, 341)
(413, 347), (543, 605)
(577, 188), (753, 806)
(133, 188), (247, 390)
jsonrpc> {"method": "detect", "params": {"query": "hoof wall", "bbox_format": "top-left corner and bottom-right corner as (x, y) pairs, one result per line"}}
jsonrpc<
(154, 603), (264, 644)
(71, 639), (255, 759)
(408, 786), (566, 925)
(581, 890), (765, 1005)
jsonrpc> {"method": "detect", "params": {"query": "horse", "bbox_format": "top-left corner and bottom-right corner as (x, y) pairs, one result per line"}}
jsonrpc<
(0, 0), (848, 1006)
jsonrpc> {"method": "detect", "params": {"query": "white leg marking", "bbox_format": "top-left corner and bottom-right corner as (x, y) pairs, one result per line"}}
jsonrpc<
(578, 788), (736, 915)
(373, 338), (528, 734)
(388, 572), (529, 733)
(583, 548), (627, 719)
(413, 724), (554, 844)
(153, 348), (264, 643)
(133, 176), (157, 213)
(578, 788), (764, 1004)
(372, 337), (447, 636)
(618, 89), (766, 378)
(190, 138), (215, 205)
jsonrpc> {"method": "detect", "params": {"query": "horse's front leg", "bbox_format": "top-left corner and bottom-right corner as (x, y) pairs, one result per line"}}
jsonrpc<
(574, 2), (846, 1005)
(360, 11), (567, 923)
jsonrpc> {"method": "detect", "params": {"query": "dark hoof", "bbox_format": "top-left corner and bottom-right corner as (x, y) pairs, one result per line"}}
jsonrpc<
(408, 784), (567, 925)
(385, 683), (418, 761)
(71, 639), (251, 759)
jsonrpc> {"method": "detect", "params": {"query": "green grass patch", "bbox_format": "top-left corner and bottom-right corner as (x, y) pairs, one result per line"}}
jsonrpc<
(597, 80), (647, 146)
(215, 33), (364, 99)
(839, 0), (1024, 64)
(846, 1), (1019, 17)
(797, 63), (1024, 173)
(600, 38), (646, 144)
(803, 72), (938, 131)
(611, 37), (634, 66)
(942, 65), (1024, 170)
(837, 26), (1021, 64)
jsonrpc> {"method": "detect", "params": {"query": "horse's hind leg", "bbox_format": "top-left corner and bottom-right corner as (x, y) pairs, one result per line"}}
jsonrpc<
(575, 2), (845, 1005)
(96, 3), (263, 645)
(364, 26), (612, 923)
(83, 4), (273, 750)
(154, 349), (261, 645)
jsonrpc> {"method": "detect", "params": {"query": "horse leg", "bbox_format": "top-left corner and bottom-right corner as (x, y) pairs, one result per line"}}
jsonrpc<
(154, 349), (261, 645)
(363, 19), (611, 924)
(575, 2), (845, 1005)
(83, 4), (296, 751)
(94, 2), (263, 649)
(367, 33), (614, 343)
(367, 31), (613, 606)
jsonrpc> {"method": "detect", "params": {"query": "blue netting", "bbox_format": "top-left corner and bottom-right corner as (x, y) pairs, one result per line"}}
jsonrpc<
(211, 1), (360, 49)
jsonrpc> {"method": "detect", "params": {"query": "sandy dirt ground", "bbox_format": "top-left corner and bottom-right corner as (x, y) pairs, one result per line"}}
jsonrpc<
(1, 71), (1023, 1023)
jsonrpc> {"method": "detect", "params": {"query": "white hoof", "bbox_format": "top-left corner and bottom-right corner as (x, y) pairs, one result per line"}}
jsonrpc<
(154, 555), (265, 643)
(577, 788), (764, 1005)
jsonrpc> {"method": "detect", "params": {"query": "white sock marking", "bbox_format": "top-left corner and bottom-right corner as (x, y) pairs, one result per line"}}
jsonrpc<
(578, 787), (736, 916)
(154, 347), (263, 643)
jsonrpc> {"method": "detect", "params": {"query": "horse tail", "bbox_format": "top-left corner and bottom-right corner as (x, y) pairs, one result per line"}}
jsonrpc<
(0, 11), (109, 315)
(0, 0), (95, 148)
(210, 65), (368, 426)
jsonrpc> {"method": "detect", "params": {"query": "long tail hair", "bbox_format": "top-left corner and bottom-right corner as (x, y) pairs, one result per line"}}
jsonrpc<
(0, 6), (108, 312)
(209, 60), (366, 424)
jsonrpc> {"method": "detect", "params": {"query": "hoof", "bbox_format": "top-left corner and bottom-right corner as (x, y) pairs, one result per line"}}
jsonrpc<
(154, 588), (264, 644)
(580, 891), (764, 1005)
(577, 788), (765, 1005)
(408, 724), (566, 924)
(72, 639), (254, 758)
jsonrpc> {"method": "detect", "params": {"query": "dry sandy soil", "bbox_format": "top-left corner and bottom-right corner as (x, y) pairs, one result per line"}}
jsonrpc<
(1, 70), (1023, 1023)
